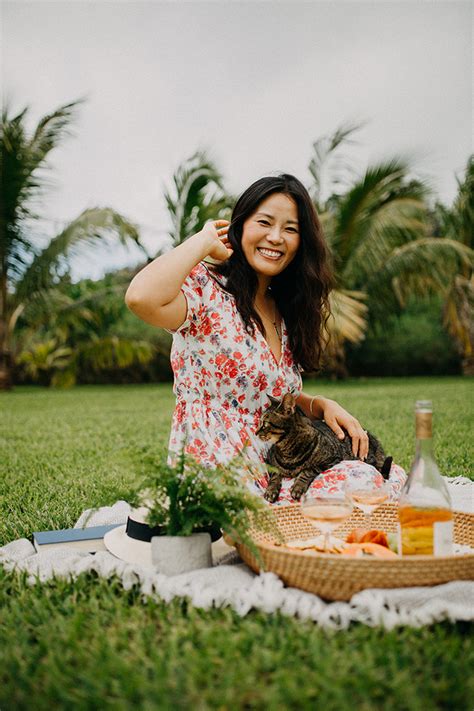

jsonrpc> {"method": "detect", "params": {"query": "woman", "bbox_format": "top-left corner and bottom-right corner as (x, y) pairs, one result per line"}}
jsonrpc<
(125, 174), (405, 503)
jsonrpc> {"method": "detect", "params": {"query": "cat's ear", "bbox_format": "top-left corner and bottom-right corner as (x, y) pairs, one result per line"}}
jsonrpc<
(266, 394), (280, 406)
(281, 392), (296, 414)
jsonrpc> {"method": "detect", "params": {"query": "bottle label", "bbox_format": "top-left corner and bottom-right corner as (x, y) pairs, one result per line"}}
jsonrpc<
(433, 520), (453, 555)
(415, 412), (432, 439)
(397, 520), (453, 556)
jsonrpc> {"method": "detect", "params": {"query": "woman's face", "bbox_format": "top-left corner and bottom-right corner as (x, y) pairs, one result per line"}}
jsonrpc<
(241, 193), (301, 278)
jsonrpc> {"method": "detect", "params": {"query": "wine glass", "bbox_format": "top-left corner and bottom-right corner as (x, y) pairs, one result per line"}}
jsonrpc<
(300, 484), (353, 553)
(347, 473), (390, 528)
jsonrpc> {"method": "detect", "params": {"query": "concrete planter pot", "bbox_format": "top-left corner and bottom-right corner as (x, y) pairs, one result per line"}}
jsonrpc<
(151, 532), (213, 576)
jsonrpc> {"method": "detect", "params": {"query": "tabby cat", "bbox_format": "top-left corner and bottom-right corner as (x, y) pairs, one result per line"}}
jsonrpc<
(255, 392), (392, 503)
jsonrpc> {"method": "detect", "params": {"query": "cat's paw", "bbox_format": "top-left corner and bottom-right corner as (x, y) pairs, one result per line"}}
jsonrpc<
(264, 487), (280, 503)
(290, 481), (307, 501)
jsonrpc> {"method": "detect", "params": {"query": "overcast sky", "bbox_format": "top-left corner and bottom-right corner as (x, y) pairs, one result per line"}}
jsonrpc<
(3, 0), (472, 281)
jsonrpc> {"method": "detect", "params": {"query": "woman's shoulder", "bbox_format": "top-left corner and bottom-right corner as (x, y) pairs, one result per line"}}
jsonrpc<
(183, 262), (231, 304)
(200, 261), (229, 292)
(184, 261), (217, 291)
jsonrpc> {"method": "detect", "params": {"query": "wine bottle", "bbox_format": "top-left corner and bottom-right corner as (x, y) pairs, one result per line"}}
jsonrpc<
(398, 400), (453, 556)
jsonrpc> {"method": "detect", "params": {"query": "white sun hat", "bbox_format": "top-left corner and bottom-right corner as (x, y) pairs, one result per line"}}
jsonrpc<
(103, 505), (226, 570)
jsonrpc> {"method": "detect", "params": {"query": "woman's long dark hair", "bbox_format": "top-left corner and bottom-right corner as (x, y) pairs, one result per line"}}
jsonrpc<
(208, 173), (334, 372)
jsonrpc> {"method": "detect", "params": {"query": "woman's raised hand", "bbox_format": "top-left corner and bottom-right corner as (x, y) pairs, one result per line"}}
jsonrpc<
(201, 220), (233, 263)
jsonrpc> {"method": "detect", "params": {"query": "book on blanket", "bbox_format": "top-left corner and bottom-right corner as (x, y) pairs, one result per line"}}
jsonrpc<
(32, 524), (122, 553)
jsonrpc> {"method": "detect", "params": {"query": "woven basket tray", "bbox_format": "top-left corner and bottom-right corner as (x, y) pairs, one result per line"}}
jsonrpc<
(231, 503), (474, 601)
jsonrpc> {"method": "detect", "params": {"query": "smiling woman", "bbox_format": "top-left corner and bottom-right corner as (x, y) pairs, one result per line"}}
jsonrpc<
(125, 173), (406, 498)
(242, 197), (300, 289)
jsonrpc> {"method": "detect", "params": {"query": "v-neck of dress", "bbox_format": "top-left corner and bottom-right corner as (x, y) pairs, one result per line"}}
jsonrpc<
(258, 317), (285, 367)
(253, 295), (285, 367)
(201, 263), (285, 367)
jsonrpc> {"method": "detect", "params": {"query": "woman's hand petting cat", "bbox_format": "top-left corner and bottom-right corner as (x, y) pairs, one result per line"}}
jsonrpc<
(318, 397), (369, 460)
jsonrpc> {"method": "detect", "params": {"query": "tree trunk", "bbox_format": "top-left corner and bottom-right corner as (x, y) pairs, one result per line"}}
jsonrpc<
(457, 285), (474, 377)
(444, 275), (474, 378)
(462, 354), (474, 377)
(321, 340), (350, 380)
(0, 262), (13, 390)
(0, 318), (13, 391)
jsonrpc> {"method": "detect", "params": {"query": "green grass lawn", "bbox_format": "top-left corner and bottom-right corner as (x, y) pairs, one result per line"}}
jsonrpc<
(1, 378), (473, 710)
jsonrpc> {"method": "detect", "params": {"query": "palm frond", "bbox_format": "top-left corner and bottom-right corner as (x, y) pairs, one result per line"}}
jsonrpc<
(340, 196), (428, 288)
(14, 279), (135, 339)
(327, 288), (368, 345)
(17, 339), (73, 377)
(334, 158), (431, 271)
(319, 288), (368, 378)
(1, 99), (84, 265)
(308, 120), (367, 209)
(368, 238), (474, 311)
(1, 109), (40, 270)
(318, 208), (337, 250)
(439, 155), (473, 248)
(77, 336), (154, 372)
(163, 149), (229, 245)
(16, 288), (98, 334)
(443, 274), (474, 356)
(14, 207), (143, 301)
(27, 99), (85, 168)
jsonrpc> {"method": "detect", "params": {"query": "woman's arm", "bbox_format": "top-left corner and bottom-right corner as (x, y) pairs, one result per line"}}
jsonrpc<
(296, 391), (369, 460)
(295, 392), (325, 419)
(125, 220), (231, 329)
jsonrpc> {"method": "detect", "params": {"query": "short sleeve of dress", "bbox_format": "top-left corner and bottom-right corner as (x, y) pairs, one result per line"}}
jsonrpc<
(163, 262), (214, 335)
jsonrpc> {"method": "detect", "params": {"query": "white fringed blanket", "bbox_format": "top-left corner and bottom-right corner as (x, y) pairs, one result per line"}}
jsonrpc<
(1, 476), (473, 630)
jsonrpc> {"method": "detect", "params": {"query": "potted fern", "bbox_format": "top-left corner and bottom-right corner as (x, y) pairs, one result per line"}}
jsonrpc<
(134, 445), (279, 576)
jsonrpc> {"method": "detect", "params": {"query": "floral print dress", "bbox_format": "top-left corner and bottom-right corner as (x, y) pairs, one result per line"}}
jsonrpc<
(165, 262), (406, 504)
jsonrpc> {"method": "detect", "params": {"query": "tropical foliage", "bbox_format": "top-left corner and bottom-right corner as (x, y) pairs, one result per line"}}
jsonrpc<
(163, 148), (235, 245)
(3, 99), (472, 387)
(346, 296), (461, 377)
(0, 98), (149, 390)
(15, 270), (158, 387)
(436, 156), (473, 374)
(306, 122), (473, 376)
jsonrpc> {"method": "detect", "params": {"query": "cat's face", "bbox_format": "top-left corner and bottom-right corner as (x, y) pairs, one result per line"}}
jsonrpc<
(255, 392), (297, 443)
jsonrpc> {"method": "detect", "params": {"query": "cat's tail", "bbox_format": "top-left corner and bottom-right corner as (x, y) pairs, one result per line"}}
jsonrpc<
(380, 456), (393, 480)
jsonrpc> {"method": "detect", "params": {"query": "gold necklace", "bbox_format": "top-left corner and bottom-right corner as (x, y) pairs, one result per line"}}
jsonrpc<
(255, 300), (281, 340)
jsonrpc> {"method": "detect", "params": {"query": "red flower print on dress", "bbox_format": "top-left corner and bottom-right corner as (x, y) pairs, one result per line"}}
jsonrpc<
(253, 373), (268, 392)
(200, 316), (214, 336)
(165, 262), (406, 502)
(222, 359), (239, 379)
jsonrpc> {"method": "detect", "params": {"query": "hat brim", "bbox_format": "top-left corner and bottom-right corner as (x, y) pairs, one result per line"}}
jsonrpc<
(104, 524), (153, 568)
(104, 525), (236, 570)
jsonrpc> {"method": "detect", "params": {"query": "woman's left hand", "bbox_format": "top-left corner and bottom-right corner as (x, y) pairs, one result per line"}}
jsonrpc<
(319, 397), (369, 460)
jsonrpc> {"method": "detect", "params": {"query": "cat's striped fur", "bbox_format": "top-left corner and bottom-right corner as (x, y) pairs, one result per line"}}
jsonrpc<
(255, 392), (392, 503)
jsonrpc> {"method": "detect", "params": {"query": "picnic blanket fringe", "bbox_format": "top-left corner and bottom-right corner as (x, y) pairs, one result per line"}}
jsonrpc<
(1, 476), (473, 631)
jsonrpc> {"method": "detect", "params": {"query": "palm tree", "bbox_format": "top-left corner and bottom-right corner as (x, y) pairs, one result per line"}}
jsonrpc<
(0, 99), (148, 390)
(307, 122), (473, 375)
(163, 148), (236, 247)
(130, 139), (472, 380)
(436, 156), (474, 374)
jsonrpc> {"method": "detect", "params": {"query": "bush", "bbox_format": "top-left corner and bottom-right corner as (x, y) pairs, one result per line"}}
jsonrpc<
(346, 298), (461, 376)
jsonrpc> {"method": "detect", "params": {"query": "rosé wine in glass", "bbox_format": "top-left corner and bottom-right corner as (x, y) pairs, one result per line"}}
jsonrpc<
(300, 485), (353, 552)
(348, 477), (390, 527)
